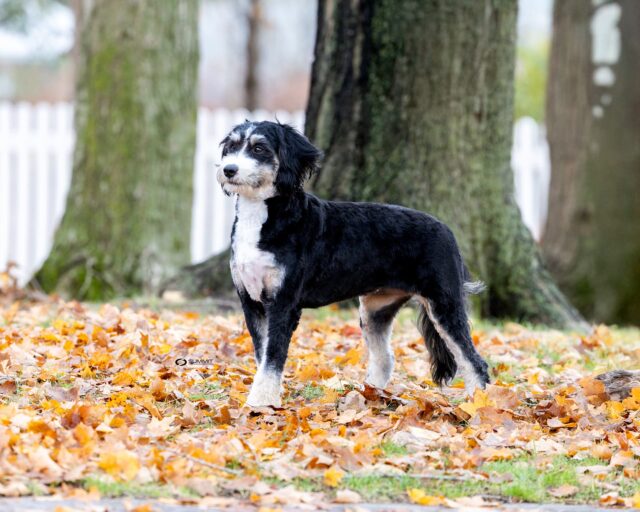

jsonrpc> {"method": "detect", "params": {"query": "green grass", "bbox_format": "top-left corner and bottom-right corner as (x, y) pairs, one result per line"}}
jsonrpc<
(288, 382), (326, 402)
(487, 360), (526, 384)
(379, 441), (409, 457)
(482, 456), (595, 502)
(25, 480), (48, 496)
(343, 474), (427, 500)
(185, 418), (214, 433)
(301, 383), (324, 400)
(79, 476), (198, 499)
(188, 381), (226, 401)
(53, 377), (75, 389)
(226, 459), (242, 470)
(259, 455), (636, 504)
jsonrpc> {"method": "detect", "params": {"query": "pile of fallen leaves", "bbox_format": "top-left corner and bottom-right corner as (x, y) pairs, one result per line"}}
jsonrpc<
(1, 297), (640, 508)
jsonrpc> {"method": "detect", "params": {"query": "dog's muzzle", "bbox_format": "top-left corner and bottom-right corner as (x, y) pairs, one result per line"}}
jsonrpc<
(223, 164), (238, 178)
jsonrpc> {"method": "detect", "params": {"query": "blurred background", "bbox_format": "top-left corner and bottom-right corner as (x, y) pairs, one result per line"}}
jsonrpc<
(0, 0), (638, 327)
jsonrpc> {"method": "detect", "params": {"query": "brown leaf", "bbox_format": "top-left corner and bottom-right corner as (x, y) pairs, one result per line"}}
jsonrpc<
(334, 489), (361, 503)
(548, 484), (578, 498)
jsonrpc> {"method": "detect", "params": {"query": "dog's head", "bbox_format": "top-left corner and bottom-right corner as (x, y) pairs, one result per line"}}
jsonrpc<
(217, 121), (322, 199)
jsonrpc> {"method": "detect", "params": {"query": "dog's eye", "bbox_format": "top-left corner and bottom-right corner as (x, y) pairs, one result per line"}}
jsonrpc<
(252, 145), (265, 154)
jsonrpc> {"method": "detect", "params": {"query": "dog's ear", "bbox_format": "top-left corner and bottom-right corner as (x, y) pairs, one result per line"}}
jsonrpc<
(275, 124), (323, 195)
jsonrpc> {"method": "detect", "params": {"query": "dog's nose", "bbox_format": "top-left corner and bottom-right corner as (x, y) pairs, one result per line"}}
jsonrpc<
(223, 164), (238, 178)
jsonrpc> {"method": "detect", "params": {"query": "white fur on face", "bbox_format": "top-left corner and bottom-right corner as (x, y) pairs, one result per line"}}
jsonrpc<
(217, 128), (277, 200)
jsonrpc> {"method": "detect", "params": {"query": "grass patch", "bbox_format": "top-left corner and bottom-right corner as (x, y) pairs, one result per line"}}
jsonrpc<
(226, 459), (242, 470)
(261, 455), (634, 504)
(488, 360), (526, 384)
(288, 383), (326, 402)
(186, 418), (214, 433)
(482, 455), (607, 503)
(343, 474), (425, 501)
(188, 382), (226, 401)
(301, 383), (324, 401)
(25, 481), (48, 496)
(379, 441), (409, 457)
(79, 476), (193, 499)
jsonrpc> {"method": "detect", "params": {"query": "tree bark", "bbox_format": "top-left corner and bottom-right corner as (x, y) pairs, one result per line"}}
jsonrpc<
(244, 0), (261, 111)
(34, 0), (199, 300)
(160, 248), (236, 300)
(543, 0), (640, 324)
(305, 0), (583, 327)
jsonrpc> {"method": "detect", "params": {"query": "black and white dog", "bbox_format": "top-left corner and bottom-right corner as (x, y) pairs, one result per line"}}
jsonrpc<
(217, 121), (490, 407)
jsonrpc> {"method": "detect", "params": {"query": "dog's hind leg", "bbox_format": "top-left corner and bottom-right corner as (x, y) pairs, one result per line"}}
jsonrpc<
(359, 290), (410, 389)
(417, 295), (489, 396)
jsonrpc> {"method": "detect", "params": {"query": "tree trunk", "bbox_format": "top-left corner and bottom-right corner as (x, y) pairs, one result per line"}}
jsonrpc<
(543, 0), (640, 324)
(34, 0), (199, 300)
(245, 0), (261, 111)
(305, 0), (583, 327)
(159, 248), (235, 300)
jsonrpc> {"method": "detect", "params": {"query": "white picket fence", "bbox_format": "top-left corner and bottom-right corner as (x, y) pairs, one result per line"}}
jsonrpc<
(511, 117), (550, 241)
(0, 102), (548, 286)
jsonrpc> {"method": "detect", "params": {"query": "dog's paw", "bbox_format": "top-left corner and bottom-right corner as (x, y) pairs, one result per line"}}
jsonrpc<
(246, 370), (282, 408)
(364, 356), (393, 389)
(462, 371), (488, 397)
(364, 374), (390, 389)
(246, 388), (282, 408)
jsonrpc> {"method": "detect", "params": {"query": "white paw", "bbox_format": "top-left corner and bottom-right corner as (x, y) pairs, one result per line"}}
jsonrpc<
(461, 367), (486, 397)
(365, 360), (393, 389)
(246, 369), (282, 407)
(364, 348), (394, 389)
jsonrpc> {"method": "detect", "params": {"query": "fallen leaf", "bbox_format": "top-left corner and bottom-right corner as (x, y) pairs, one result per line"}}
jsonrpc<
(548, 484), (578, 498)
(98, 450), (140, 480)
(323, 466), (344, 487)
(407, 488), (446, 506)
(334, 489), (361, 503)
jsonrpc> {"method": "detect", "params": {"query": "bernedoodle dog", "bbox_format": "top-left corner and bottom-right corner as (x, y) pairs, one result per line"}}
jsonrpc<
(217, 120), (489, 407)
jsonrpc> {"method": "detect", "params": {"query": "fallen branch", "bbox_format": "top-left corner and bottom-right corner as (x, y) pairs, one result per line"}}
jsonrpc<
(373, 472), (475, 482)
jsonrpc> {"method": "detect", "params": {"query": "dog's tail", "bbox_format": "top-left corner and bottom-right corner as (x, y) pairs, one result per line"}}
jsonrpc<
(462, 264), (486, 296)
(417, 302), (457, 386)
(418, 266), (484, 386)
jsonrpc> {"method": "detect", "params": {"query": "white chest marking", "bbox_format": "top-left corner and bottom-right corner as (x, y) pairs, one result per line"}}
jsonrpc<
(231, 197), (283, 302)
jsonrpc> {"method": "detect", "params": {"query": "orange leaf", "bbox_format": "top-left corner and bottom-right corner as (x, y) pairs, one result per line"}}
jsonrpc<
(323, 466), (344, 487)
(407, 488), (446, 506)
(98, 450), (139, 480)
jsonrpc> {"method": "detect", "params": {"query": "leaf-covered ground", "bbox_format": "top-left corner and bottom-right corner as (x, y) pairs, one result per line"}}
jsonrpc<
(1, 294), (640, 509)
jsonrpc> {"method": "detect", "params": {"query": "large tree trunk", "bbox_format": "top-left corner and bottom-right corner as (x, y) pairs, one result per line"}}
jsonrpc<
(304, 0), (583, 327)
(244, 0), (261, 111)
(543, 0), (640, 324)
(34, 0), (199, 300)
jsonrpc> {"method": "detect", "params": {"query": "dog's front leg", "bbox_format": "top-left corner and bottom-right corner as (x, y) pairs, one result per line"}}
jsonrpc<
(246, 304), (301, 408)
(239, 292), (267, 366)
